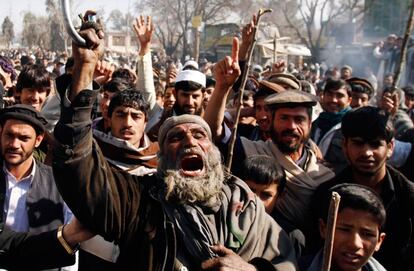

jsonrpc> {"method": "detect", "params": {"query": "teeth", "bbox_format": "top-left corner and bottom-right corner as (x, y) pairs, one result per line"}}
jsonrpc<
(344, 253), (359, 260)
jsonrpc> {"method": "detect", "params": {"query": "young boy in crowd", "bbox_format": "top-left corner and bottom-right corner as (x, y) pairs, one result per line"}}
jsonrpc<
(302, 183), (387, 271)
(240, 155), (305, 258)
(240, 155), (285, 214)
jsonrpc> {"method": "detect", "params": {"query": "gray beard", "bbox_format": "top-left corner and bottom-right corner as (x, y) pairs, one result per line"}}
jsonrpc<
(157, 146), (226, 208)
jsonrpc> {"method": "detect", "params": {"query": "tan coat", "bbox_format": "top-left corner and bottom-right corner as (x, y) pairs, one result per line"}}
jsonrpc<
(241, 138), (334, 230)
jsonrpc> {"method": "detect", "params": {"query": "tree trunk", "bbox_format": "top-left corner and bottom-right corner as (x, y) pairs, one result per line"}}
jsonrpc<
(192, 28), (200, 62)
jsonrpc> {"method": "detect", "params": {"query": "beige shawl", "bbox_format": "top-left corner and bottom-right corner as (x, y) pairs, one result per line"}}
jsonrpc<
(241, 138), (334, 229)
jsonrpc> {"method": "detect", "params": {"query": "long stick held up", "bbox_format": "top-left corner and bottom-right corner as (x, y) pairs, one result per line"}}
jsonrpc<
(322, 191), (341, 271)
(226, 8), (272, 170)
(393, 0), (414, 88)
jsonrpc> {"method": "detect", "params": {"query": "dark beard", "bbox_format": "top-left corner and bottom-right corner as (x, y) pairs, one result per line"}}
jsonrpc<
(270, 127), (308, 154)
(173, 103), (203, 116)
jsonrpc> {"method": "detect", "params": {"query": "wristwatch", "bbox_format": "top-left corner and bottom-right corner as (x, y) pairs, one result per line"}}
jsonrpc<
(57, 225), (79, 255)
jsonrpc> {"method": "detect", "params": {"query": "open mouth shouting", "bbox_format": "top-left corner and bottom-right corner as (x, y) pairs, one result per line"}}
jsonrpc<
(179, 153), (205, 177)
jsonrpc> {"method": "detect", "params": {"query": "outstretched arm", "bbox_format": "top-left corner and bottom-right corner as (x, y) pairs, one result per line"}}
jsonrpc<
(204, 37), (241, 141)
(133, 15), (158, 116)
(53, 18), (144, 244)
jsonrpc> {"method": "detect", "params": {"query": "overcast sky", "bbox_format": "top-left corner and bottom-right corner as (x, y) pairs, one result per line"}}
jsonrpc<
(0, 0), (142, 34)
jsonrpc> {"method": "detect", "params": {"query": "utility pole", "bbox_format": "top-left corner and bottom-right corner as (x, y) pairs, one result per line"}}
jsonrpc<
(192, 15), (202, 62)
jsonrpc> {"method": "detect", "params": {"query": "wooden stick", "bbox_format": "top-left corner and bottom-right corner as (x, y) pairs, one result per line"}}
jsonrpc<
(393, 0), (414, 88)
(226, 8), (272, 170)
(322, 191), (341, 271)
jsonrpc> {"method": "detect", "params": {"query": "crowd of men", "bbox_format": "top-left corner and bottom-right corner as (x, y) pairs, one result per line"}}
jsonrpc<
(0, 13), (413, 271)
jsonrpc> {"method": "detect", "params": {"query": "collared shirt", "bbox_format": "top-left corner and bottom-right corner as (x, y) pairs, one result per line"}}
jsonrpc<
(3, 158), (36, 232)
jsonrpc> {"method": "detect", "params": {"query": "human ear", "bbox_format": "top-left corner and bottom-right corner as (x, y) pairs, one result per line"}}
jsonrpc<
(386, 139), (395, 159)
(375, 232), (386, 252)
(35, 133), (45, 148)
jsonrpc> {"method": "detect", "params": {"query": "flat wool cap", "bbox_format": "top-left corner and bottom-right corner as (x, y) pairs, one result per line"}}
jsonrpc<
(265, 90), (318, 108)
(346, 77), (374, 95)
(0, 104), (48, 133)
(259, 80), (286, 94)
(176, 70), (206, 88)
(267, 73), (301, 91)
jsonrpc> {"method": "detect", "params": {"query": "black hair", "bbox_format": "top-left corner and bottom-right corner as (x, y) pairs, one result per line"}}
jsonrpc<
(108, 89), (149, 119)
(300, 80), (315, 94)
(205, 76), (216, 89)
(65, 57), (74, 73)
(324, 78), (351, 96)
(254, 88), (274, 100)
(240, 155), (286, 194)
(320, 183), (386, 229)
(233, 90), (255, 101)
(175, 80), (203, 92)
(16, 64), (51, 95)
(403, 86), (414, 99)
(342, 106), (394, 143)
(102, 78), (133, 94)
(112, 68), (136, 85)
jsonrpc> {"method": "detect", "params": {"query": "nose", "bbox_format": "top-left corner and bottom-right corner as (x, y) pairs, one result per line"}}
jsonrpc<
(185, 96), (194, 106)
(182, 131), (197, 147)
(31, 91), (40, 101)
(361, 145), (374, 157)
(124, 114), (134, 127)
(8, 138), (20, 149)
(349, 232), (364, 250)
(285, 119), (298, 130)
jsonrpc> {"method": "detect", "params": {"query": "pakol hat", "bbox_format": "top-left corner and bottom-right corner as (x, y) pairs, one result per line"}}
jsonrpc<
(346, 77), (374, 96)
(0, 104), (48, 133)
(267, 73), (301, 91)
(265, 89), (318, 108)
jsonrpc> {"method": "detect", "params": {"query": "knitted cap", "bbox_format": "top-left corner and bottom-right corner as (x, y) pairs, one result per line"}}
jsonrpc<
(158, 114), (212, 152)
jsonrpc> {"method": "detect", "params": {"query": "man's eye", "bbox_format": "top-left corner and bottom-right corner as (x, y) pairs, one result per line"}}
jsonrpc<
(261, 193), (273, 200)
(193, 132), (205, 139)
(168, 134), (183, 142)
(336, 226), (351, 233)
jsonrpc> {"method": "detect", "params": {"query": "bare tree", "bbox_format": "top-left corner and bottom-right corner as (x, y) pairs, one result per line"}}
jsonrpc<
(45, 0), (72, 53)
(107, 9), (133, 30)
(275, 0), (372, 62)
(2, 17), (14, 48)
(135, 0), (236, 59)
(22, 12), (50, 49)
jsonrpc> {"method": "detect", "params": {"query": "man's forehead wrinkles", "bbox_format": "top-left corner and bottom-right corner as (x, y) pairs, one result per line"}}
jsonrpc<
(167, 124), (205, 135)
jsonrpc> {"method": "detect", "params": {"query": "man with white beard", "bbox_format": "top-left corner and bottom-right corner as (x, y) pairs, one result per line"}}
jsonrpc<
(51, 19), (298, 271)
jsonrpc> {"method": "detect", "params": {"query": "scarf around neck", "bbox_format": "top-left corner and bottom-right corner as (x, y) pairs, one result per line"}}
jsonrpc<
(316, 107), (351, 140)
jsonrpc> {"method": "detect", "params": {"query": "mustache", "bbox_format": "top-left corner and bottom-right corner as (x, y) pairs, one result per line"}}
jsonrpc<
(178, 147), (205, 158)
(281, 130), (300, 138)
(120, 128), (136, 134)
(4, 149), (22, 154)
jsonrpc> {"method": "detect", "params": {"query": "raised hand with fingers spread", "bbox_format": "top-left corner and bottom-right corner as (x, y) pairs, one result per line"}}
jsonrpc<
(133, 15), (154, 56)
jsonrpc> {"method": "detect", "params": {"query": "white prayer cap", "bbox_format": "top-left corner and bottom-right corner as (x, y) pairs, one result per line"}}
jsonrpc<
(176, 70), (206, 88)
(183, 60), (199, 70)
